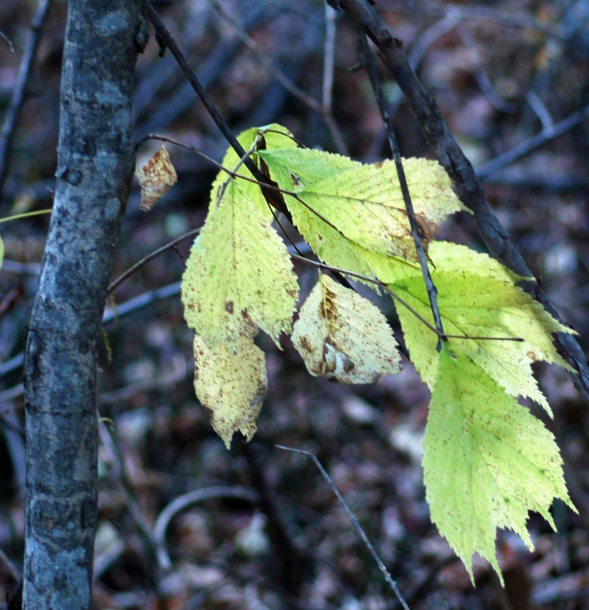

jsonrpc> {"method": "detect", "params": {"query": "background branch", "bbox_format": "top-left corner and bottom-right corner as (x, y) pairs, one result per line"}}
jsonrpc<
(0, 0), (53, 206)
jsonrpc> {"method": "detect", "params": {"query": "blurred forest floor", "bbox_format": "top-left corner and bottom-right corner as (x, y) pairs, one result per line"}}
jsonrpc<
(2, 1), (589, 608)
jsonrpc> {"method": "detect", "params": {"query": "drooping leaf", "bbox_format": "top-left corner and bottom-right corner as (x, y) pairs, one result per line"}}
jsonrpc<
(424, 346), (575, 583)
(193, 334), (267, 449)
(135, 146), (177, 212)
(292, 274), (401, 383)
(391, 242), (573, 414)
(181, 176), (298, 346)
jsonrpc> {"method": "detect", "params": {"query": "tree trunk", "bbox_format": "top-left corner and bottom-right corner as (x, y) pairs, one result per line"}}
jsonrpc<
(22, 1), (142, 608)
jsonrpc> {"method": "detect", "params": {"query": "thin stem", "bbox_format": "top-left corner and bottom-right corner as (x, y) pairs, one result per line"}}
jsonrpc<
(476, 104), (589, 180)
(356, 28), (446, 350)
(0, 209), (52, 224)
(107, 227), (200, 295)
(276, 445), (411, 610)
(142, 0), (290, 217)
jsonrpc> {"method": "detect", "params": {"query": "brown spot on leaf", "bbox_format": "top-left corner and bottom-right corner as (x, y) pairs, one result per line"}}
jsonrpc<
(225, 301), (234, 314)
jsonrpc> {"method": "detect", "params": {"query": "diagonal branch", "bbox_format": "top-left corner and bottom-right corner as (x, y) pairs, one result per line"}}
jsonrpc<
(333, 0), (589, 402)
(356, 27), (446, 351)
(142, 0), (291, 219)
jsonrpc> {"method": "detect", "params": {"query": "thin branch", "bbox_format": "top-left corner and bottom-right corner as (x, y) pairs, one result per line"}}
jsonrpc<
(0, 29), (14, 52)
(0, 546), (20, 581)
(107, 228), (200, 295)
(0, 282), (183, 382)
(0, 0), (53, 205)
(476, 104), (589, 180)
(211, 0), (322, 113)
(334, 0), (589, 402)
(356, 28), (446, 350)
(276, 445), (411, 610)
(142, 0), (290, 218)
(290, 253), (523, 343)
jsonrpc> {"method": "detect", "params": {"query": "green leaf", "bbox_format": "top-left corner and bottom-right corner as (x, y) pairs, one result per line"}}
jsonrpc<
(292, 274), (401, 382)
(424, 346), (575, 583)
(391, 242), (573, 413)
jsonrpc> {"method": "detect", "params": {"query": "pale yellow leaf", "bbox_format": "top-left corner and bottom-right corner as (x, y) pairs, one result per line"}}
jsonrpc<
(193, 334), (267, 449)
(182, 178), (298, 345)
(135, 146), (177, 211)
(292, 274), (401, 383)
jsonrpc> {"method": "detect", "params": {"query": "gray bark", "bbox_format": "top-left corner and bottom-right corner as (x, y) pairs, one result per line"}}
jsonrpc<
(22, 1), (142, 608)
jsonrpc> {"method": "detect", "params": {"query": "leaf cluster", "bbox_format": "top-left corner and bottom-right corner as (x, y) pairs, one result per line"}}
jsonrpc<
(180, 124), (576, 583)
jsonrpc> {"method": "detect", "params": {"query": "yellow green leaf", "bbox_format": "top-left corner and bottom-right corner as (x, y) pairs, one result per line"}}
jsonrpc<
(181, 177), (298, 346)
(256, 147), (360, 191)
(193, 334), (267, 449)
(259, 149), (467, 263)
(209, 123), (297, 212)
(391, 242), (573, 413)
(292, 274), (401, 383)
(424, 346), (575, 583)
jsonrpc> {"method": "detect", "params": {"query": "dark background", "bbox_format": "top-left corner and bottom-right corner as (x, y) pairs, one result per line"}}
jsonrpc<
(1, 1), (589, 608)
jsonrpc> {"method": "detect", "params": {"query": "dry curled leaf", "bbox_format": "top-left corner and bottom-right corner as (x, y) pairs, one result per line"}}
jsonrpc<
(292, 274), (401, 383)
(135, 146), (177, 212)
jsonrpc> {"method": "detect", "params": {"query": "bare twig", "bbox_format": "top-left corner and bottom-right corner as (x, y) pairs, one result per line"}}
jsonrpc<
(0, 0), (53, 205)
(211, 0), (321, 113)
(107, 227), (200, 295)
(333, 0), (589, 402)
(0, 546), (21, 581)
(211, 0), (347, 154)
(476, 104), (589, 180)
(142, 0), (290, 218)
(456, 25), (518, 114)
(276, 445), (411, 610)
(0, 29), (14, 52)
(356, 28), (446, 350)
